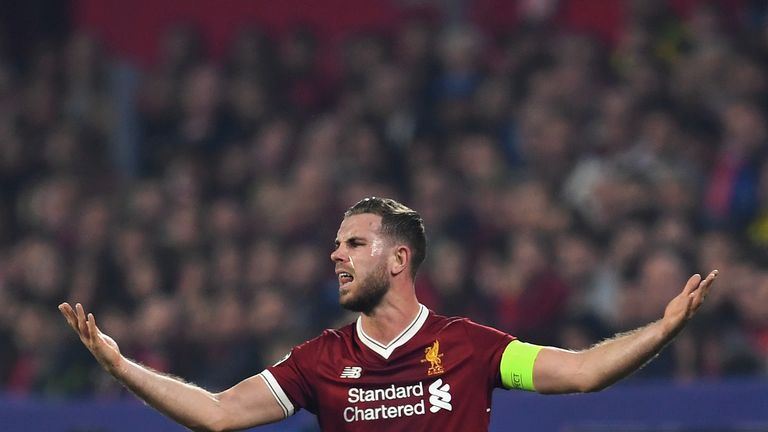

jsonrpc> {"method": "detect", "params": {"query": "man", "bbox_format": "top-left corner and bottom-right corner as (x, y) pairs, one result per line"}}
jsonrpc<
(59, 197), (719, 431)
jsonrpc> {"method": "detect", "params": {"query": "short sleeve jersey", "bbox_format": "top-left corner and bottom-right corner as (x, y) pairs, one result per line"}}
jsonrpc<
(261, 305), (515, 431)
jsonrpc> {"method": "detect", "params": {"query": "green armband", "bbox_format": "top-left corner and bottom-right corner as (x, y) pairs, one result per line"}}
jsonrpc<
(500, 340), (542, 391)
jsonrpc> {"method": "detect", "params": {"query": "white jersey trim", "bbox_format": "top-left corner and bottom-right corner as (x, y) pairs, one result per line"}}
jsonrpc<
(356, 304), (429, 359)
(259, 370), (296, 418)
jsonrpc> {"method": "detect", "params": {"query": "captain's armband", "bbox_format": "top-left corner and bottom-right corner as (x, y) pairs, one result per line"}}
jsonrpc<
(500, 340), (542, 391)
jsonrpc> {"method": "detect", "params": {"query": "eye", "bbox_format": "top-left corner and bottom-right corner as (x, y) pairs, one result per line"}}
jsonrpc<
(348, 239), (365, 248)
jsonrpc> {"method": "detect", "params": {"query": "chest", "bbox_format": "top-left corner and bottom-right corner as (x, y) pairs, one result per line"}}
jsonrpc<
(310, 334), (489, 427)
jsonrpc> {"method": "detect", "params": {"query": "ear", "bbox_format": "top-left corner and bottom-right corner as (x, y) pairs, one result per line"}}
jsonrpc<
(390, 245), (410, 277)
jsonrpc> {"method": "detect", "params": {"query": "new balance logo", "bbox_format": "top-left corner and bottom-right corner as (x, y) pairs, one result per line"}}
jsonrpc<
(340, 366), (363, 379)
(428, 379), (452, 413)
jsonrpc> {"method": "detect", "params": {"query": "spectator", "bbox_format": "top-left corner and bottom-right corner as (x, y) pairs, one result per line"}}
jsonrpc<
(2, 3), (768, 395)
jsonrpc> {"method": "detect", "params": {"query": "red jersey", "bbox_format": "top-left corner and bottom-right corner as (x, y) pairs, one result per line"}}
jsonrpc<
(261, 304), (515, 431)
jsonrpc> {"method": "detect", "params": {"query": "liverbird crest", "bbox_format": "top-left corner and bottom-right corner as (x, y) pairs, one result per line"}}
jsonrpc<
(420, 340), (445, 376)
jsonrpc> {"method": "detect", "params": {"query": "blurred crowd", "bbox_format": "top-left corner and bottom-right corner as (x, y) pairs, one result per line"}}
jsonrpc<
(1, 1), (768, 397)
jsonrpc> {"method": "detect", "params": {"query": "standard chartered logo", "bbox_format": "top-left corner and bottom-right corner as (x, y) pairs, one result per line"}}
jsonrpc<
(343, 379), (453, 422)
(428, 379), (452, 413)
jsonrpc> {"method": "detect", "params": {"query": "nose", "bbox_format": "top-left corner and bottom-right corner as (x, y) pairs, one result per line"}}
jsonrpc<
(330, 246), (346, 263)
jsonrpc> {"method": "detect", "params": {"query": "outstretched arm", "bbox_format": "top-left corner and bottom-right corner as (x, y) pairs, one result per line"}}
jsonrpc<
(58, 302), (285, 432)
(531, 270), (718, 394)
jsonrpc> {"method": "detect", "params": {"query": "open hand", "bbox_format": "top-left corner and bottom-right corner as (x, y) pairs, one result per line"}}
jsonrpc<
(662, 270), (719, 333)
(59, 302), (123, 374)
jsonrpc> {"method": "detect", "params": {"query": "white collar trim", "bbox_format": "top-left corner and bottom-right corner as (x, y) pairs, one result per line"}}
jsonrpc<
(356, 304), (429, 360)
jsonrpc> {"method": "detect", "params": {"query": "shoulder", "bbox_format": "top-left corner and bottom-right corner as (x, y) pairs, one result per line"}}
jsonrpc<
(292, 322), (356, 354)
(427, 311), (516, 342)
(425, 311), (496, 332)
(425, 311), (470, 331)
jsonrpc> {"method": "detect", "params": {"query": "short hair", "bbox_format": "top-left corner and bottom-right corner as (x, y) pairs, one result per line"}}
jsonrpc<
(345, 197), (427, 278)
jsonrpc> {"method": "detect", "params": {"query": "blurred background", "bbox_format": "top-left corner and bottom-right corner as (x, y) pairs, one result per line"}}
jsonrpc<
(0, 0), (767, 430)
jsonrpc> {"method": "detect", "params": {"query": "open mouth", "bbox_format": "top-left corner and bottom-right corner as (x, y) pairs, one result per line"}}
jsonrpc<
(338, 272), (354, 288)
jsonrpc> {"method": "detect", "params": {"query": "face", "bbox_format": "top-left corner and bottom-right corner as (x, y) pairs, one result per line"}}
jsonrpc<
(331, 213), (391, 313)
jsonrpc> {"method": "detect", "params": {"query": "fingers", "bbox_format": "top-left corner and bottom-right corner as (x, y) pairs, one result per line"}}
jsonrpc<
(87, 312), (99, 338)
(59, 302), (98, 343)
(684, 270), (719, 318)
(76, 303), (89, 338)
(682, 273), (702, 296)
(58, 303), (79, 332)
(690, 270), (718, 295)
(690, 269), (719, 309)
(702, 269), (718, 287)
(61, 303), (85, 336)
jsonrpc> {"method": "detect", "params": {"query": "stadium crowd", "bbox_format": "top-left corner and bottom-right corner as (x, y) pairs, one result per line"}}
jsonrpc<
(1, 1), (767, 397)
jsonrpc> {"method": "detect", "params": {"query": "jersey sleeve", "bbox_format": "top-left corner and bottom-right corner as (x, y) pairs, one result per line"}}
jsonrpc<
(260, 337), (321, 417)
(460, 319), (516, 389)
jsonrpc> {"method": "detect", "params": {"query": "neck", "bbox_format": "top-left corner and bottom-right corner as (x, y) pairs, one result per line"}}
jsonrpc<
(359, 290), (421, 346)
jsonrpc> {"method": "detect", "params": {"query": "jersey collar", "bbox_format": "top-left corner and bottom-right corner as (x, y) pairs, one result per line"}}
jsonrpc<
(356, 304), (429, 360)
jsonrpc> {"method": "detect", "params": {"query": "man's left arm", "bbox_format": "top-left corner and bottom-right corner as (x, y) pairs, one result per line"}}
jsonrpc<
(531, 270), (718, 394)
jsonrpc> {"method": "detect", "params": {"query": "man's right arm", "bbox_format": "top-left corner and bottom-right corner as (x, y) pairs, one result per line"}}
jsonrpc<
(59, 302), (285, 432)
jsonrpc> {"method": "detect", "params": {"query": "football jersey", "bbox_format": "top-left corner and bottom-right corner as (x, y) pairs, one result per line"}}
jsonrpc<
(260, 304), (515, 431)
